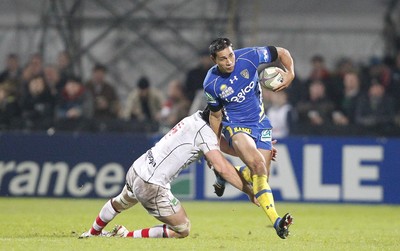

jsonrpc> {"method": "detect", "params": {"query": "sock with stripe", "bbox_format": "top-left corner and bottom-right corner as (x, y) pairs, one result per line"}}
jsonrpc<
(90, 199), (119, 235)
(252, 174), (279, 225)
(235, 165), (253, 184)
(126, 224), (169, 238)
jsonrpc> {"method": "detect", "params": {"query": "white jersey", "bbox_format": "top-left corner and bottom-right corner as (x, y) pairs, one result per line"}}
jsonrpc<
(129, 111), (219, 188)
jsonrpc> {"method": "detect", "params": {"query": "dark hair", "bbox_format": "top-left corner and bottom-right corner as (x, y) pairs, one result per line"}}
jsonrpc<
(137, 77), (150, 89)
(93, 64), (107, 72)
(311, 54), (324, 63)
(66, 75), (82, 84)
(7, 53), (18, 59)
(200, 105), (211, 123)
(209, 38), (233, 58)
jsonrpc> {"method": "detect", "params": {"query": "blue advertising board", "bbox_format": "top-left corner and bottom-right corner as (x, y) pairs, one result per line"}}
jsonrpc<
(0, 132), (399, 204)
(0, 132), (151, 198)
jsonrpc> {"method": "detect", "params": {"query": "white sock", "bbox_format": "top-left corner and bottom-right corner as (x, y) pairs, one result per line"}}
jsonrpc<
(127, 224), (169, 238)
(90, 200), (118, 234)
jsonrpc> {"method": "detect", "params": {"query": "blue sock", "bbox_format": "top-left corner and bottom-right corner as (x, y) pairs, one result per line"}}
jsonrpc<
(274, 217), (281, 229)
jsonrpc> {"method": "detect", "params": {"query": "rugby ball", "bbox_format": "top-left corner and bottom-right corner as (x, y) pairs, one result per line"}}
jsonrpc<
(259, 66), (283, 90)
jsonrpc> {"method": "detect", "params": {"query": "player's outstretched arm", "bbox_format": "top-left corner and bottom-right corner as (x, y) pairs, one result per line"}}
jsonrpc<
(219, 136), (238, 157)
(209, 110), (223, 140)
(205, 150), (258, 206)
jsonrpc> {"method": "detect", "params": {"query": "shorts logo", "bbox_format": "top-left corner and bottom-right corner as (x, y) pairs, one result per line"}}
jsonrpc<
(261, 129), (272, 142)
(233, 127), (251, 134)
(170, 197), (179, 206)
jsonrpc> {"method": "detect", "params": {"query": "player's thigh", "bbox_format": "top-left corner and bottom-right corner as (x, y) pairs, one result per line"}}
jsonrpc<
(231, 132), (264, 165)
(133, 178), (183, 218)
(156, 205), (189, 227)
(112, 185), (139, 211)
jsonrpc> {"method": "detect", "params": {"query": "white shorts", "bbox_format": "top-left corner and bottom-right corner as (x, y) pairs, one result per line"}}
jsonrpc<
(125, 167), (182, 217)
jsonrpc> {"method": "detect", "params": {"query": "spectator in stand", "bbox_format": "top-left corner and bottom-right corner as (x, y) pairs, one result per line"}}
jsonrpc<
(328, 57), (357, 108)
(85, 64), (120, 120)
(160, 79), (191, 132)
(307, 54), (331, 83)
(265, 91), (295, 139)
(332, 71), (363, 126)
(20, 53), (44, 97)
(0, 83), (20, 130)
(354, 81), (395, 133)
(288, 55), (331, 106)
(27, 53), (44, 78)
(122, 76), (164, 130)
(57, 50), (73, 82)
(0, 53), (21, 86)
(20, 75), (55, 130)
(388, 51), (400, 110)
(55, 76), (94, 131)
(296, 80), (335, 129)
(365, 57), (391, 90)
(43, 65), (66, 98)
(184, 51), (214, 102)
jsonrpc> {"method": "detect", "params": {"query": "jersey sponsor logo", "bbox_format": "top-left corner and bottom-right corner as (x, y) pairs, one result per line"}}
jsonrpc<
(146, 150), (156, 167)
(204, 92), (217, 104)
(240, 69), (249, 79)
(229, 75), (238, 84)
(219, 85), (234, 99)
(230, 81), (255, 103)
(261, 129), (272, 142)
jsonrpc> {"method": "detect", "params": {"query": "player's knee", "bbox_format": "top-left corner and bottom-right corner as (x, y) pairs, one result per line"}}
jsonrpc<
(112, 193), (135, 212)
(170, 220), (191, 238)
(247, 159), (266, 175)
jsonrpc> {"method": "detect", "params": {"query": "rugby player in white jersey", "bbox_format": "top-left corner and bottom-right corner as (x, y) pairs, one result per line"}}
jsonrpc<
(79, 107), (257, 239)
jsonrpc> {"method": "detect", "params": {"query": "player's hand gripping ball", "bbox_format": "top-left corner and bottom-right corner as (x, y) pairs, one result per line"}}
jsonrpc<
(259, 66), (283, 91)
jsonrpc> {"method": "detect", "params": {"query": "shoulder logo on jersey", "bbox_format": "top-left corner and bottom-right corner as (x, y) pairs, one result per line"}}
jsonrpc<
(263, 50), (270, 62)
(240, 69), (249, 79)
(204, 92), (217, 104)
(229, 75), (238, 84)
(219, 84), (234, 99)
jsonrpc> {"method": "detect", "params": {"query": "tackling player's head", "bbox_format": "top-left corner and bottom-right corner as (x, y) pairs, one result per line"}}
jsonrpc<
(200, 105), (211, 124)
(209, 38), (235, 74)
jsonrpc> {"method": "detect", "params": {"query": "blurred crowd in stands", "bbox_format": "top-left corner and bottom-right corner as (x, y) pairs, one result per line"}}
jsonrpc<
(0, 50), (399, 137)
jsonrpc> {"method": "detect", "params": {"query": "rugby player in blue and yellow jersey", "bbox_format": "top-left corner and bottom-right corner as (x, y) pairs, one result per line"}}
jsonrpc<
(203, 38), (295, 239)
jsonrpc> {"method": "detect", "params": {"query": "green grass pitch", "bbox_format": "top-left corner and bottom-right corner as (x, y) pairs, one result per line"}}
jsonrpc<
(0, 198), (398, 251)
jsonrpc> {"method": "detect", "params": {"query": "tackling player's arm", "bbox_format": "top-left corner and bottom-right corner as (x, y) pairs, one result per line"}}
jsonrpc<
(219, 136), (238, 156)
(209, 108), (223, 141)
(273, 47), (295, 92)
(205, 149), (258, 205)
